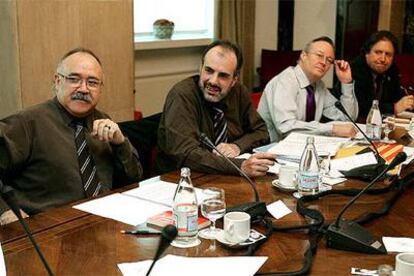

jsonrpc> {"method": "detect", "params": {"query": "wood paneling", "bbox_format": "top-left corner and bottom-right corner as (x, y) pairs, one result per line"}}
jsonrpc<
(0, 0), (134, 121)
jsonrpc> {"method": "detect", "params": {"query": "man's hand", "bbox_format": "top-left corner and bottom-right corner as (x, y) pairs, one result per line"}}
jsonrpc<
(334, 60), (353, 84)
(332, 123), (358, 137)
(0, 209), (29, 225)
(394, 95), (414, 114)
(241, 152), (276, 177)
(92, 119), (125, 145)
(214, 143), (241, 158)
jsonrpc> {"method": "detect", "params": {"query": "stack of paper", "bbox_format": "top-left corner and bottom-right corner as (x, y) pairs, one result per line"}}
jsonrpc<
(73, 179), (208, 226)
(267, 132), (350, 161)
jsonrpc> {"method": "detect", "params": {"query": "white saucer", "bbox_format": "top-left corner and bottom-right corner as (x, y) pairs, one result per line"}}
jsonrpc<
(271, 179), (297, 192)
(216, 231), (240, 248)
(216, 230), (266, 249)
(171, 238), (201, 248)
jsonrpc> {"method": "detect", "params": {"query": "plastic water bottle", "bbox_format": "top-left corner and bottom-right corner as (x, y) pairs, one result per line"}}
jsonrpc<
(366, 100), (382, 140)
(297, 136), (320, 196)
(172, 167), (200, 247)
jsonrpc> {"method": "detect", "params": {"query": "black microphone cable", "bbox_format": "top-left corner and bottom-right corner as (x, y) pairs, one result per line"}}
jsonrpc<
(0, 183), (54, 276)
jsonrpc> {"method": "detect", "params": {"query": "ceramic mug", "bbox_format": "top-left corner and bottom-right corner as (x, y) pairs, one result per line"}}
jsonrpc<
(278, 165), (298, 188)
(224, 212), (250, 243)
(396, 252), (414, 276)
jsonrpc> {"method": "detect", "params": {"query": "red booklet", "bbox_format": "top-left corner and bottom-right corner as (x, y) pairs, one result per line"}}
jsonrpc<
(146, 210), (210, 230)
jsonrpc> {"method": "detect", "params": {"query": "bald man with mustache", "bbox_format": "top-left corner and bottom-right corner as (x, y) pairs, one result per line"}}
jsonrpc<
(0, 48), (143, 224)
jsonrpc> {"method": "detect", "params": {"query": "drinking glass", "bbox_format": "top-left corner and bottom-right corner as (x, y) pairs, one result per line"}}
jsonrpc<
(199, 187), (226, 240)
(318, 151), (331, 177)
(383, 115), (396, 143)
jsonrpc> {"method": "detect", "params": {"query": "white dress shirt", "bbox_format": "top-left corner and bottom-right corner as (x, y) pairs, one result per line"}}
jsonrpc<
(258, 65), (358, 142)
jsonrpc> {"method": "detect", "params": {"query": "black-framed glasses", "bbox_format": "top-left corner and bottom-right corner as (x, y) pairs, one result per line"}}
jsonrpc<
(58, 73), (103, 90)
(308, 51), (335, 65)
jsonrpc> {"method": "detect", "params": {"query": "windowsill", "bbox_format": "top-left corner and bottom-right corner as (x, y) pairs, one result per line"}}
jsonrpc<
(134, 33), (213, 51)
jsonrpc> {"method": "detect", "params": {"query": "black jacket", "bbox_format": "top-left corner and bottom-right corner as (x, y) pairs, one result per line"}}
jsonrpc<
(351, 55), (403, 121)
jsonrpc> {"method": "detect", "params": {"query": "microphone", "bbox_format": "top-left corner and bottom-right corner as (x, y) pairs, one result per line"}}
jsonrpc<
(334, 101), (382, 158)
(325, 151), (407, 254)
(145, 224), (178, 276)
(334, 101), (386, 181)
(199, 133), (266, 221)
(0, 181), (54, 275)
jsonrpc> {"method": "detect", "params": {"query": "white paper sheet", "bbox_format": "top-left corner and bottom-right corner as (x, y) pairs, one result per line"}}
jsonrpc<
(122, 180), (206, 207)
(403, 146), (414, 165)
(73, 193), (170, 226)
(383, 237), (414, 253)
(266, 200), (292, 219)
(0, 242), (6, 276)
(330, 152), (378, 172)
(118, 254), (268, 276)
(268, 132), (350, 159)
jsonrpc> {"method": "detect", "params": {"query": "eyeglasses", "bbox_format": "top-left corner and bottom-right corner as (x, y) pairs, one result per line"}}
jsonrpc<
(308, 51), (335, 65)
(58, 73), (103, 90)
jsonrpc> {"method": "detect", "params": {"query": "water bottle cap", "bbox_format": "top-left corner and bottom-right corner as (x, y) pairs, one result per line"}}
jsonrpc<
(306, 136), (315, 144)
(180, 167), (191, 177)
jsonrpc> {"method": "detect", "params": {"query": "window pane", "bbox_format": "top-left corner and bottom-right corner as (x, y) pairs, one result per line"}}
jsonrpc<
(134, 0), (214, 35)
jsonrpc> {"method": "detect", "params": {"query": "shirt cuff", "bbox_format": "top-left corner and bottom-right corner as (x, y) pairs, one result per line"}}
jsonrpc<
(341, 82), (354, 96)
(320, 123), (334, 135)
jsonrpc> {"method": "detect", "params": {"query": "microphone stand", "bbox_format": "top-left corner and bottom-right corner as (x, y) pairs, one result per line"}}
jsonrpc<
(335, 101), (382, 158)
(325, 152), (407, 254)
(146, 225), (177, 276)
(0, 186), (54, 275)
(199, 133), (266, 221)
(334, 101), (386, 181)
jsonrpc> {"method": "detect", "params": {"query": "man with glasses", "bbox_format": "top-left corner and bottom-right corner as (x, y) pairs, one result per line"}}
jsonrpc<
(258, 36), (358, 142)
(0, 48), (142, 224)
(350, 30), (412, 121)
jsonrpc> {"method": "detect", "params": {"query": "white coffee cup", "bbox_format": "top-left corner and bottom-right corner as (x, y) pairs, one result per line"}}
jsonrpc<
(396, 252), (414, 275)
(278, 165), (297, 188)
(224, 211), (250, 243)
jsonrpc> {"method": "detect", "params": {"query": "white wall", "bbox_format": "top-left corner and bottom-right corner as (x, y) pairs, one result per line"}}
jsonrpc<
(254, 0), (278, 86)
(293, 0), (337, 87)
(134, 0), (338, 117)
(134, 46), (203, 116)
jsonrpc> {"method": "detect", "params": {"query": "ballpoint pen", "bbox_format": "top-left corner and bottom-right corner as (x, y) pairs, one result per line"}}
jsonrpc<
(120, 229), (161, 235)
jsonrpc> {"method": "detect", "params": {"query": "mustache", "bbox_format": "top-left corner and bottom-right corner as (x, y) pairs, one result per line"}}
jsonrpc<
(71, 92), (92, 103)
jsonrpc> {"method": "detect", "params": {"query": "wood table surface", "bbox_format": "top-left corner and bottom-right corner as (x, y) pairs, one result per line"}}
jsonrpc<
(2, 131), (414, 275)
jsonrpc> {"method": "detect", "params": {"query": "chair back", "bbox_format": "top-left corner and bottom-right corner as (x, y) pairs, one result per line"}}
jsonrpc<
(119, 113), (162, 179)
(395, 54), (414, 92)
(259, 49), (301, 90)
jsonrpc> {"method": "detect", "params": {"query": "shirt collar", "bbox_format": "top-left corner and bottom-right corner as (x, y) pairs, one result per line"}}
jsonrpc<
(52, 97), (93, 129)
(294, 64), (313, 89)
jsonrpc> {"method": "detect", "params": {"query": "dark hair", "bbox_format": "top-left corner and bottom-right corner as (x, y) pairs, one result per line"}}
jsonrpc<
(304, 36), (335, 52)
(201, 40), (243, 76)
(361, 30), (399, 55)
(59, 47), (102, 66)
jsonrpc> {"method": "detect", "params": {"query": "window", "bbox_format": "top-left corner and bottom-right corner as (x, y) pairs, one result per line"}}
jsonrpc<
(133, 0), (215, 42)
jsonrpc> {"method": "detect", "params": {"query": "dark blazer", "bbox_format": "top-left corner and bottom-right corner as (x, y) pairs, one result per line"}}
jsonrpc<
(351, 55), (403, 121)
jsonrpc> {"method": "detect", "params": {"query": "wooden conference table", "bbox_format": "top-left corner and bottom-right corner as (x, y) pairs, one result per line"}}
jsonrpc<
(2, 131), (414, 275)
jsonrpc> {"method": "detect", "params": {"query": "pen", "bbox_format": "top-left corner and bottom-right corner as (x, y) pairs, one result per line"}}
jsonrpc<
(120, 229), (161, 235)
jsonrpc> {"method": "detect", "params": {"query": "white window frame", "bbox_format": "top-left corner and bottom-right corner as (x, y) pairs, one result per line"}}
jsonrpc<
(133, 0), (216, 50)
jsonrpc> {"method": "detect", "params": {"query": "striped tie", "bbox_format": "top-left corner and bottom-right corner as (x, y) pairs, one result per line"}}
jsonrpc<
(72, 121), (101, 197)
(213, 107), (228, 145)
